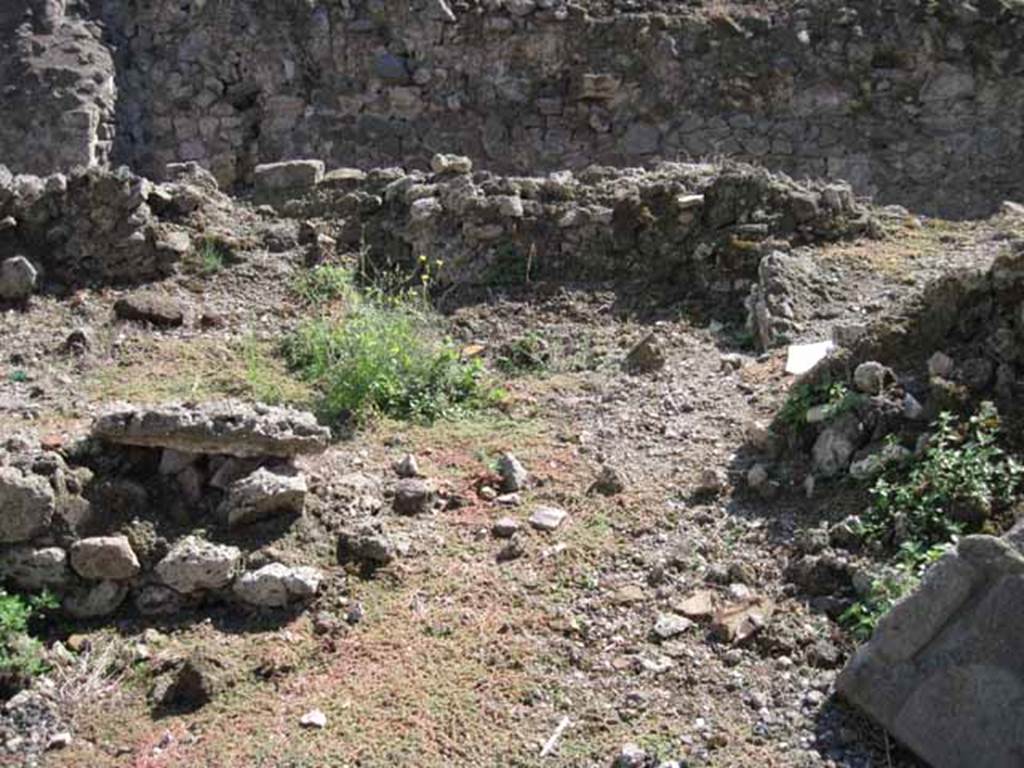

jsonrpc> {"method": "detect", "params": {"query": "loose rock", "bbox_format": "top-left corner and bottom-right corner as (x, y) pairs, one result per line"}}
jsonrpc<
(624, 333), (666, 373)
(674, 589), (716, 619)
(338, 524), (396, 567)
(589, 464), (627, 496)
(711, 597), (775, 644)
(393, 453), (419, 478)
(233, 563), (323, 608)
(492, 517), (521, 539)
(497, 453), (528, 492)
(69, 536), (141, 580)
(529, 506), (567, 532)
(0, 256), (38, 301)
(392, 478), (434, 515)
(653, 613), (693, 640)
(113, 291), (186, 327)
(154, 535), (241, 593)
(299, 709), (327, 729)
(853, 361), (894, 394)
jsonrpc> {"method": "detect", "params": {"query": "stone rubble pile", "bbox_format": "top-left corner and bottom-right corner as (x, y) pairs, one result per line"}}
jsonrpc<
(744, 241), (1024, 767)
(0, 401), (331, 617)
(0, 165), (183, 290)
(758, 243), (1024, 484)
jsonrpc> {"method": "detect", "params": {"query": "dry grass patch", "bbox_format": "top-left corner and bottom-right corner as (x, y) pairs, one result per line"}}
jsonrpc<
(86, 336), (312, 406)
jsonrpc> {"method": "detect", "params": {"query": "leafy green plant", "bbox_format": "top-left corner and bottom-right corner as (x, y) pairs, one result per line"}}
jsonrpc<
(839, 548), (937, 643)
(839, 544), (947, 641)
(291, 264), (353, 306)
(841, 402), (1022, 641)
(864, 402), (1021, 549)
(777, 380), (861, 429)
(495, 332), (550, 375)
(285, 291), (501, 424)
(0, 590), (56, 693)
(729, 326), (756, 351)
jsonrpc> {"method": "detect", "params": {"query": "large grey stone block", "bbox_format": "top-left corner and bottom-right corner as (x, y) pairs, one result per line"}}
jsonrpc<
(837, 535), (1024, 768)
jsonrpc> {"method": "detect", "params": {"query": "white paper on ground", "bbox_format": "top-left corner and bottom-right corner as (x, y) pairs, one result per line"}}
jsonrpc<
(785, 340), (835, 375)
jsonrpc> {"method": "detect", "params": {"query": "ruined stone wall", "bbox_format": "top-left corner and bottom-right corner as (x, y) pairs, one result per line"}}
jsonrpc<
(0, 2), (117, 175)
(0, 163), (235, 289)
(2, 0), (1023, 217)
(287, 159), (874, 296)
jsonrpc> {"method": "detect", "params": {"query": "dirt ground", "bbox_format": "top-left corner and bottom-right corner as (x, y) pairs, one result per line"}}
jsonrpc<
(3, 209), (1021, 768)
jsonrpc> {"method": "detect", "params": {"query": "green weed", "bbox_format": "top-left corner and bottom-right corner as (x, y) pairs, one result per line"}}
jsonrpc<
(495, 332), (551, 375)
(864, 402), (1021, 548)
(284, 291), (501, 425)
(841, 402), (1021, 640)
(190, 237), (233, 275)
(0, 589), (56, 692)
(839, 543), (947, 641)
(291, 265), (353, 306)
(777, 380), (861, 429)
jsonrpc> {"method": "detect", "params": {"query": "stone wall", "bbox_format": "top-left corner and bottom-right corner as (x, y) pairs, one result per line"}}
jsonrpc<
(0, 161), (264, 290)
(0, 2), (116, 175)
(2, 0), (1023, 217)
(287, 158), (874, 295)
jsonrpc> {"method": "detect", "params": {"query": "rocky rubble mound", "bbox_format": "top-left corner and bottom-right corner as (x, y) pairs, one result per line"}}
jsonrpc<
(737, 233), (1024, 766)
(281, 157), (876, 294)
(744, 239), (1024, 486)
(0, 402), (331, 618)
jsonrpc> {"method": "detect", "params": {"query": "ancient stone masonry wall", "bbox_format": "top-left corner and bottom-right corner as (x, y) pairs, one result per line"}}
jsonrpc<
(286, 158), (874, 295)
(0, 161), (263, 290)
(0, 2), (117, 175)
(92, 0), (1024, 217)
(1, 0), (1022, 217)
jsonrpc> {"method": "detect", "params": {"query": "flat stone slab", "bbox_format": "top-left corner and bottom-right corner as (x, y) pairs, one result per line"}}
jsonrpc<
(92, 401), (330, 458)
(837, 534), (1024, 768)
